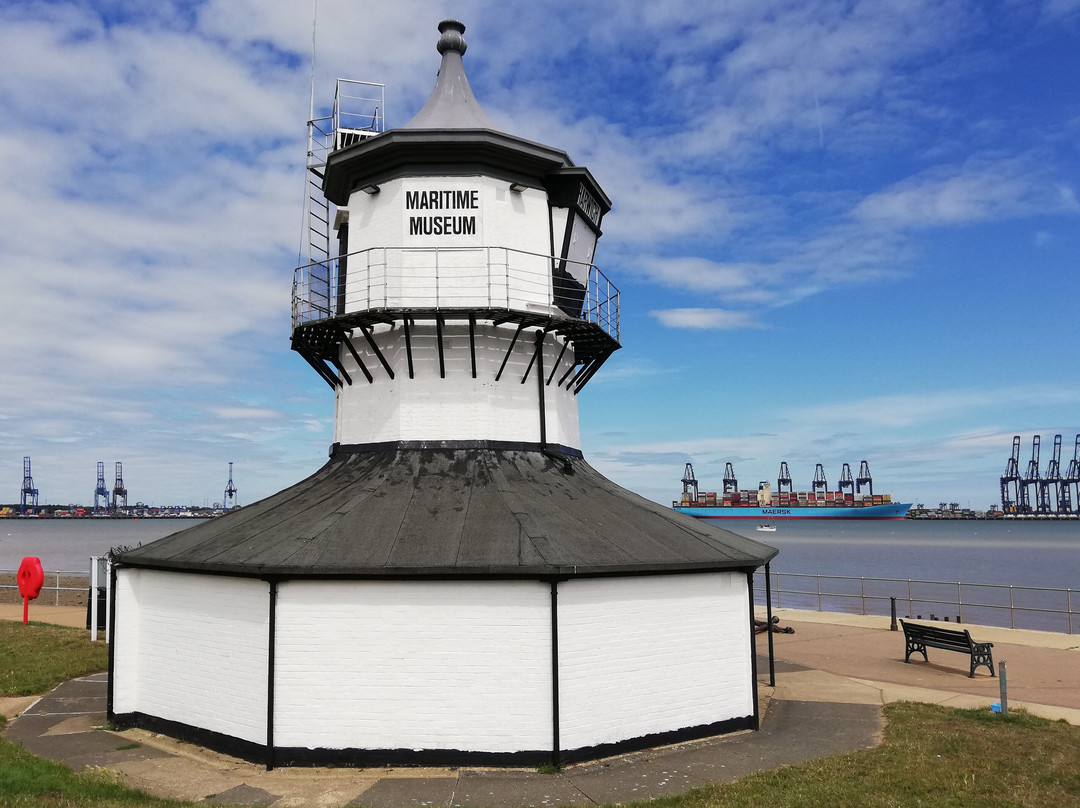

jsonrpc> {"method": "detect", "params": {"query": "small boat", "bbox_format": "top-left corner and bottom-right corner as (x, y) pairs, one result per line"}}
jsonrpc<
(756, 524), (777, 533)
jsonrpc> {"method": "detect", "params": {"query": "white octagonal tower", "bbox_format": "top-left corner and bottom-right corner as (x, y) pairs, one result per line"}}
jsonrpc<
(109, 21), (777, 770)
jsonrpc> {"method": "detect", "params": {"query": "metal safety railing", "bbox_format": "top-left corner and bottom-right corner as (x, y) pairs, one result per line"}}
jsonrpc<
(1, 569), (89, 606)
(293, 245), (620, 344)
(754, 571), (1077, 634)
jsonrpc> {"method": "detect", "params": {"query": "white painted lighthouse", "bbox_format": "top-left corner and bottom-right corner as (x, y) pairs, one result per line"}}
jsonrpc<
(109, 20), (777, 769)
(291, 18), (617, 454)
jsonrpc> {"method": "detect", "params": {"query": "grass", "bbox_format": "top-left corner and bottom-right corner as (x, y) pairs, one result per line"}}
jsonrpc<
(0, 621), (108, 697)
(1, 621), (1078, 807)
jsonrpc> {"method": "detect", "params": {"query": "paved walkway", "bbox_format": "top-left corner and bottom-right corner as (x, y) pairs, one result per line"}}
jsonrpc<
(2, 604), (1078, 807)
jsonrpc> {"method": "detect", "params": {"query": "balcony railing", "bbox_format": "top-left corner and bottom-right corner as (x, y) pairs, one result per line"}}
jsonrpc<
(292, 246), (620, 345)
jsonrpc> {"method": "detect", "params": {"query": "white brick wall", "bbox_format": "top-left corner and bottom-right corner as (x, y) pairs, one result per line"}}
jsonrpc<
(335, 323), (581, 447)
(273, 580), (553, 752)
(557, 572), (752, 751)
(112, 569), (270, 745)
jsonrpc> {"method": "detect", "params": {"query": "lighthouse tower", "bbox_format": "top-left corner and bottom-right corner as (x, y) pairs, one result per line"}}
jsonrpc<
(110, 21), (776, 769)
(292, 19), (616, 455)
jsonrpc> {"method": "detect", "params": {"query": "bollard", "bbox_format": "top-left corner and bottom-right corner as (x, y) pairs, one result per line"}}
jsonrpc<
(890, 597), (898, 631)
(999, 660), (1008, 717)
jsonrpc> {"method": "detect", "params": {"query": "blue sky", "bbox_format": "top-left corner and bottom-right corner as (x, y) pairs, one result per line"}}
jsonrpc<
(1, 0), (1078, 510)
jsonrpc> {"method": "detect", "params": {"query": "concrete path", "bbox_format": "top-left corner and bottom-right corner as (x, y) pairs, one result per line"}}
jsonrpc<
(3, 604), (1078, 807)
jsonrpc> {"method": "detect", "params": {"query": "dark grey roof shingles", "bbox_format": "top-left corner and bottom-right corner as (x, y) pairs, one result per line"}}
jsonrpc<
(118, 449), (777, 577)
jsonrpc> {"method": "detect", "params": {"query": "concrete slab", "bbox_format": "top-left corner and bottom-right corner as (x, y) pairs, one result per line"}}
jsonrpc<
(350, 777), (457, 808)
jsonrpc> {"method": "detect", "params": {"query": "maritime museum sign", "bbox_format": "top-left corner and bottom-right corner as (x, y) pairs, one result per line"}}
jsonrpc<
(405, 188), (479, 237)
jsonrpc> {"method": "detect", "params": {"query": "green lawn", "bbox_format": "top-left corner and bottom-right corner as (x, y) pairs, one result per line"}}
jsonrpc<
(1, 621), (1078, 807)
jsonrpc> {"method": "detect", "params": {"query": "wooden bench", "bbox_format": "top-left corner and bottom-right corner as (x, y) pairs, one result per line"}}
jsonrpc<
(900, 619), (995, 678)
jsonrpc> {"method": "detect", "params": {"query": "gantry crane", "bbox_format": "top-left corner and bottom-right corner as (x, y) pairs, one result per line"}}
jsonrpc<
(681, 462), (699, 502)
(838, 463), (854, 500)
(1000, 435), (1021, 514)
(93, 461), (110, 514)
(111, 462), (128, 514)
(224, 462), (238, 510)
(1039, 435), (1062, 515)
(776, 461), (792, 493)
(856, 460), (874, 497)
(811, 463), (828, 495)
(20, 456), (39, 514)
(722, 462), (738, 495)
(1018, 435), (1041, 514)
(1062, 434), (1080, 515)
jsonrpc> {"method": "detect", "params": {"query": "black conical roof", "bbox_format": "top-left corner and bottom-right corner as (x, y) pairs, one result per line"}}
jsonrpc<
(118, 447), (776, 578)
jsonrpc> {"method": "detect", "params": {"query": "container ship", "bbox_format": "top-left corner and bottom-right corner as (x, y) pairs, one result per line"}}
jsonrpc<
(673, 461), (912, 520)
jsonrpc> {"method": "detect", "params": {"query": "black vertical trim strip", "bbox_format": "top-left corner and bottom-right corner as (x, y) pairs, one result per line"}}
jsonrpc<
(535, 331), (547, 446)
(106, 561), (117, 719)
(747, 571), (760, 731)
(436, 315), (446, 378)
(403, 319), (415, 379)
(550, 580), (561, 768)
(468, 314), (477, 379)
(266, 580), (278, 771)
(765, 562), (775, 687)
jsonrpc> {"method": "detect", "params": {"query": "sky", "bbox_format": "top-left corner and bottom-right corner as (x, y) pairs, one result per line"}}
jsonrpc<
(1, 0), (1079, 511)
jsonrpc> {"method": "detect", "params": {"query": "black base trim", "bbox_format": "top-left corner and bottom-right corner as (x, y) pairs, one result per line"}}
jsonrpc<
(331, 440), (584, 458)
(109, 712), (269, 765)
(109, 711), (755, 769)
(561, 715), (755, 765)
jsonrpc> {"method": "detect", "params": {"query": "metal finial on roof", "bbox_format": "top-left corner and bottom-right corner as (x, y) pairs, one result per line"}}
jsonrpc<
(437, 19), (467, 55)
(404, 19), (496, 130)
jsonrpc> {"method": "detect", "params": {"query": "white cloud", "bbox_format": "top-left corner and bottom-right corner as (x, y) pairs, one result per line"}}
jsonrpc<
(650, 308), (763, 330)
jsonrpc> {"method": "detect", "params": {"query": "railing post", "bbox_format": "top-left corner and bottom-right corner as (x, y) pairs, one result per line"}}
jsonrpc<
(860, 577), (866, 615)
(90, 557), (99, 641)
(907, 579), (913, 619)
(1009, 586), (1015, 629)
(957, 582), (964, 624)
(817, 575), (822, 612)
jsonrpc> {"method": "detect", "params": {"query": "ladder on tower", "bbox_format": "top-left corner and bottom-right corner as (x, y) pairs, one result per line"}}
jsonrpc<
(297, 80), (385, 325)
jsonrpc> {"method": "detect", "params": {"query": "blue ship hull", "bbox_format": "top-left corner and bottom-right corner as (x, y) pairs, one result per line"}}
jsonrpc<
(674, 502), (911, 520)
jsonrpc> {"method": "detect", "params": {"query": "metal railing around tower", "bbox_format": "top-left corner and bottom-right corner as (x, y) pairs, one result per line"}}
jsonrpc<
(292, 246), (620, 344)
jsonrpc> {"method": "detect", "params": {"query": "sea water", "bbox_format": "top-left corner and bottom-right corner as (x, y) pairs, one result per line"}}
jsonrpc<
(3, 516), (1075, 586)
(720, 519), (1079, 631)
(0, 518), (207, 573)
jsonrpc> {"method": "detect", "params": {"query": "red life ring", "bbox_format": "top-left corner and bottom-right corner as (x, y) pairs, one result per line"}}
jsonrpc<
(17, 557), (45, 600)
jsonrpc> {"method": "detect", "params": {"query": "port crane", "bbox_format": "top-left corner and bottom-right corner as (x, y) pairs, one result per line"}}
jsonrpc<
(856, 460), (873, 497)
(1062, 432), (1080, 514)
(1062, 434), (1080, 514)
(1000, 435), (1021, 514)
(838, 463), (854, 499)
(776, 462), (792, 493)
(1018, 435), (1041, 514)
(1039, 435), (1063, 515)
(811, 463), (828, 495)
(722, 462), (738, 495)
(93, 461), (110, 514)
(681, 462), (699, 501)
(111, 462), (128, 514)
(224, 462), (238, 510)
(20, 456), (39, 514)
